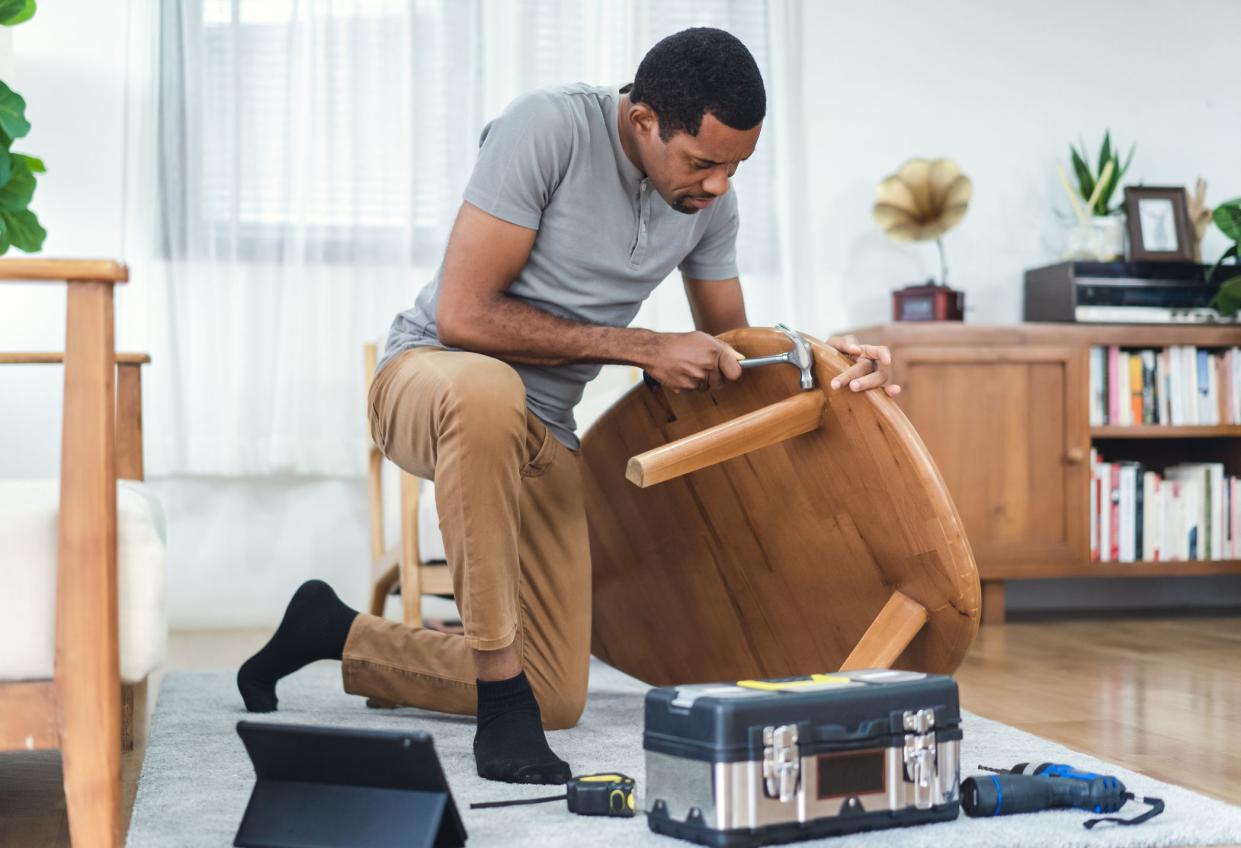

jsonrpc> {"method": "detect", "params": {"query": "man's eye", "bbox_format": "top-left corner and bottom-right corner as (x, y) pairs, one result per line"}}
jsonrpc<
(694, 162), (712, 170)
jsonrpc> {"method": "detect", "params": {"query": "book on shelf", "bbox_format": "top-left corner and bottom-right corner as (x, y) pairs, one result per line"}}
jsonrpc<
(1090, 451), (1238, 563)
(1089, 344), (1241, 427)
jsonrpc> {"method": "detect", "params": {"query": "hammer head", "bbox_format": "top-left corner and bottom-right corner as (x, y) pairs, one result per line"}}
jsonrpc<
(774, 323), (815, 390)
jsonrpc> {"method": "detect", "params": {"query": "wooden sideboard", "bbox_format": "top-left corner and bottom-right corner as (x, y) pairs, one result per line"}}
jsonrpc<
(843, 322), (1241, 623)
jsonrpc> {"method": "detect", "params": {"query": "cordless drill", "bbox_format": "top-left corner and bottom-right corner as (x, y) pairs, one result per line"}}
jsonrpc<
(961, 762), (1164, 828)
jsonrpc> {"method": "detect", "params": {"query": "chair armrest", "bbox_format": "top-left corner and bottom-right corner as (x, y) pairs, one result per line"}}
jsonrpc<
(0, 258), (128, 283)
(0, 352), (150, 365)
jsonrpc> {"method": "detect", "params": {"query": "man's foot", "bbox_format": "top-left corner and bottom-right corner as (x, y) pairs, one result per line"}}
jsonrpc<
(237, 579), (358, 712)
(474, 672), (572, 784)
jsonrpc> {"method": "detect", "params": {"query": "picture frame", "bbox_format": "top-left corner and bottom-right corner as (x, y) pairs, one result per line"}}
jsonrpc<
(1124, 186), (1195, 262)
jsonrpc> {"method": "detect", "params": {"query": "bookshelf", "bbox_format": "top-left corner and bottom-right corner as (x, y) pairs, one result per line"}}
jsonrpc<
(844, 322), (1241, 623)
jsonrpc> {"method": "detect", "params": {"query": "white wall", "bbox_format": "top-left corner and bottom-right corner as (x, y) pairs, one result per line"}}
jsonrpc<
(4, 0), (1241, 627)
(798, 0), (1241, 334)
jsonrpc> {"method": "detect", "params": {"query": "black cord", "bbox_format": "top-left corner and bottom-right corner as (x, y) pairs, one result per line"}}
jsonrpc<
(470, 794), (567, 810)
(1084, 794), (1165, 829)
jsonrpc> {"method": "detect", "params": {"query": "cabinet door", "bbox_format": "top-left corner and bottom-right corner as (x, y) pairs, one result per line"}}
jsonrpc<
(893, 345), (1088, 573)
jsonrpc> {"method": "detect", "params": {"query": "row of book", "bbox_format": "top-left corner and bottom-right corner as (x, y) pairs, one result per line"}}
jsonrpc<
(1091, 451), (1240, 562)
(1089, 345), (1241, 427)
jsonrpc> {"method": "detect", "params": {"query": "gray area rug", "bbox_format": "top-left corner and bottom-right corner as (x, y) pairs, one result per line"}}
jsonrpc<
(128, 660), (1241, 847)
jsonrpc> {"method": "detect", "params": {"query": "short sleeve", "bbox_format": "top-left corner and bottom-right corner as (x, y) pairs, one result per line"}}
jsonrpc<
(678, 187), (740, 280)
(462, 90), (574, 230)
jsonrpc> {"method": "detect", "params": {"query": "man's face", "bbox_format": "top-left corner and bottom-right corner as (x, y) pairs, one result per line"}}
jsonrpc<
(634, 110), (762, 214)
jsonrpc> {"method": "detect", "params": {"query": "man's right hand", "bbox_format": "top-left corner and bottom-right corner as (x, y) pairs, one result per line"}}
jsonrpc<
(643, 331), (744, 392)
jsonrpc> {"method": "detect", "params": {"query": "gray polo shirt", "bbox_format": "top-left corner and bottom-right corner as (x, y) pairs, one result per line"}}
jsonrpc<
(378, 82), (740, 449)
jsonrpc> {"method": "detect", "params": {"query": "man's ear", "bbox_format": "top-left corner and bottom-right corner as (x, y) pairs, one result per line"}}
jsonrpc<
(629, 103), (659, 141)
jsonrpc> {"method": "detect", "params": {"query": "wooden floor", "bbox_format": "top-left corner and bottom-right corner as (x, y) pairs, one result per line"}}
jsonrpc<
(1, 617), (1238, 846)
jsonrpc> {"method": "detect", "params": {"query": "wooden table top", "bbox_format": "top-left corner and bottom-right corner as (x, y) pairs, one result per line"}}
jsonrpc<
(581, 326), (981, 685)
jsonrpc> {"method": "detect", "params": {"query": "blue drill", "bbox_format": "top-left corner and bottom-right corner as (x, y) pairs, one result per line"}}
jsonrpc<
(961, 762), (1164, 828)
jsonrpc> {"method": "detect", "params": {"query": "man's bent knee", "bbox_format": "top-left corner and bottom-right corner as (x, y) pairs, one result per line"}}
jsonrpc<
(538, 682), (587, 731)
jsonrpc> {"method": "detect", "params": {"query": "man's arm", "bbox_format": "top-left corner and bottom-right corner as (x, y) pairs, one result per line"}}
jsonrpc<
(436, 202), (743, 390)
(683, 275), (748, 336)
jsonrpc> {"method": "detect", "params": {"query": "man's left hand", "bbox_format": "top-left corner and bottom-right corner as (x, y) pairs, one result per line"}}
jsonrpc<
(826, 334), (901, 397)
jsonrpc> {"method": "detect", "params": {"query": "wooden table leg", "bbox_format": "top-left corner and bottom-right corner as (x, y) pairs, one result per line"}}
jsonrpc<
(839, 590), (928, 670)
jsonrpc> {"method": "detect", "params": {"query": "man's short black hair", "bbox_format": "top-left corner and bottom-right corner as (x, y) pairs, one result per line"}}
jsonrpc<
(627, 27), (765, 142)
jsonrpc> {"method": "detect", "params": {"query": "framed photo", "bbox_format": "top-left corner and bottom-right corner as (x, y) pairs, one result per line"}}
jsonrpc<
(1124, 186), (1195, 262)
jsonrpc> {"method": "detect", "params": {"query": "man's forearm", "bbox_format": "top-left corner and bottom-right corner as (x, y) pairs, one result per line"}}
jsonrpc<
(438, 292), (660, 367)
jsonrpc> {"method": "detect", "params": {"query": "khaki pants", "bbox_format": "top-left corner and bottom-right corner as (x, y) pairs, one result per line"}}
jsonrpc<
(342, 347), (592, 730)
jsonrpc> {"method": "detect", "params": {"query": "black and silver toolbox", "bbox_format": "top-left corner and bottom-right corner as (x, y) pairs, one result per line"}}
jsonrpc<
(643, 669), (961, 847)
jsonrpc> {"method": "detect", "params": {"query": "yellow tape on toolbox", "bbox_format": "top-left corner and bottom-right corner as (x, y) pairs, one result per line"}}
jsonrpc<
(735, 674), (850, 692)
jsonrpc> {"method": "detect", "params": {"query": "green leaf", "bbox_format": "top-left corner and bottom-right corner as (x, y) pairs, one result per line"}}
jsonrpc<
(0, 154), (34, 211)
(1212, 274), (1241, 317)
(0, 151), (12, 189)
(0, 212), (10, 255)
(1098, 131), (1111, 176)
(1214, 199), (1241, 241)
(0, 81), (30, 140)
(0, 0), (36, 25)
(0, 207), (44, 252)
(1070, 145), (1094, 200)
(0, 0), (24, 23)
(14, 153), (44, 172)
(1208, 244), (1239, 284)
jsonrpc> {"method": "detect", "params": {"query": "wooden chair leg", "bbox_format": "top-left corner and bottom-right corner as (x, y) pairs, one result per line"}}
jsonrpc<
(57, 281), (122, 848)
(370, 561), (399, 618)
(839, 590), (928, 671)
(398, 472), (423, 627)
(120, 679), (147, 752)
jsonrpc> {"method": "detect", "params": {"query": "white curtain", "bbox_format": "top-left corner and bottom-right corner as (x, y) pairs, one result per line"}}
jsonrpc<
(120, 0), (806, 477)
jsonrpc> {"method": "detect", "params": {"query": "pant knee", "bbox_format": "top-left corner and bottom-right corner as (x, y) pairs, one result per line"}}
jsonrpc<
(438, 357), (527, 443)
(539, 683), (587, 731)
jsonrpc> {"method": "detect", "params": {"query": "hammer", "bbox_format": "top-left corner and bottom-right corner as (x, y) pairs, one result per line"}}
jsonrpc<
(738, 323), (814, 390)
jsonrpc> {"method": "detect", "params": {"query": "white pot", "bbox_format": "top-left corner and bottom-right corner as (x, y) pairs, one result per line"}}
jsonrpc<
(1063, 213), (1126, 261)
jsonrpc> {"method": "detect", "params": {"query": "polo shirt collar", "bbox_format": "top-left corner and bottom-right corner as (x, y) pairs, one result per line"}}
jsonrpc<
(609, 84), (647, 187)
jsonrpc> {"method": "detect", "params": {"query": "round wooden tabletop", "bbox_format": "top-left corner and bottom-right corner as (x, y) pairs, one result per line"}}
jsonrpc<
(581, 326), (980, 686)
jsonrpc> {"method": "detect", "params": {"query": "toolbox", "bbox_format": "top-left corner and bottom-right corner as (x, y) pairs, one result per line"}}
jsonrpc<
(643, 669), (961, 847)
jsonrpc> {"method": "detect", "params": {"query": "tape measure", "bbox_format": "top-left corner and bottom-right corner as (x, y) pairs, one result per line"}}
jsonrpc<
(470, 773), (637, 818)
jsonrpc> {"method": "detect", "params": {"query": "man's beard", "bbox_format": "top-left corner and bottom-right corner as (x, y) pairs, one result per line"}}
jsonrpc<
(671, 195), (713, 214)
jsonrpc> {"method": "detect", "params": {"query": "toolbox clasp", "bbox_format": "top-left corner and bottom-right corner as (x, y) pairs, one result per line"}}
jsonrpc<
(761, 724), (800, 803)
(902, 708), (938, 809)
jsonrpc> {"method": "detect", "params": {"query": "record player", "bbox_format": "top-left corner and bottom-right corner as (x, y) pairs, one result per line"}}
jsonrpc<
(1023, 261), (1231, 324)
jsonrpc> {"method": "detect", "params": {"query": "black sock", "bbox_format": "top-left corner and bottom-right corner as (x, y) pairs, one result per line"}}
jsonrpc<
(237, 579), (358, 712)
(474, 672), (571, 785)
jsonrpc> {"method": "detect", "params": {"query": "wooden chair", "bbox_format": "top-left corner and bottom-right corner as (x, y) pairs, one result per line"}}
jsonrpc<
(582, 326), (981, 686)
(363, 342), (453, 626)
(0, 259), (135, 848)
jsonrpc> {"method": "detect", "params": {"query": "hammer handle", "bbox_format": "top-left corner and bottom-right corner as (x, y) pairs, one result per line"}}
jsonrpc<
(739, 354), (789, 369)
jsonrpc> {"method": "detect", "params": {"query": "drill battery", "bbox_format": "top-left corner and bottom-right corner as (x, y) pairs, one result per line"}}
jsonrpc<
(644, 669), (961, 847)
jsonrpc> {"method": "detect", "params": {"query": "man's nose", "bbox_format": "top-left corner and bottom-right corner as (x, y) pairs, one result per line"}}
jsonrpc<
(702, 169), (730, 197)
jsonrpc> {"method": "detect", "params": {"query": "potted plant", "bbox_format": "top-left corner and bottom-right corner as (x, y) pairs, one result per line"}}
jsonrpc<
(1207, 198), (1241, 316)
(0, 0), (46, 254)
(1060, 131), (1134, 261)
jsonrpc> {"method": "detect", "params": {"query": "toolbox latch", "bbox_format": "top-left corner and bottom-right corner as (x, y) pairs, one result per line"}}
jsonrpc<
(902, 708), (938, 809)
(761, 724), (800, 803)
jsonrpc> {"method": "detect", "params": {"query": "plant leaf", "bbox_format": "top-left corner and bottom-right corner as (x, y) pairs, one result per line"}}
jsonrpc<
(0, 0), (24, 24)
(0, 207), (44, 252)
(1215, 200), (1241, 241)
(0, 81), (29, 140)
(1098, 131), (1111, 176)
(0, 151), (12, 189)
(1208, 244), (1239, 285)
(14, 153), (44, 172)
(0, 0), (36, 25)
(1212, 274), (1241, 317)
(1070, 146), (1094, 200)
(0, 212), (10, 255)
(1120, 144), (1136, 177)
(0, 155), (34, 211)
